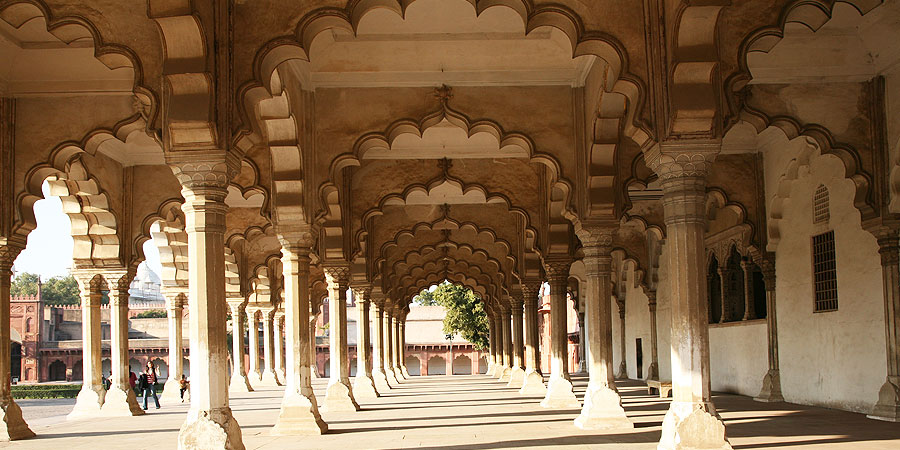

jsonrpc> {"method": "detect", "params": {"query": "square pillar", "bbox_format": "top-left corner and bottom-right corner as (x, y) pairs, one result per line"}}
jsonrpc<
(272, 239), (327, 435)
(101, 272), (144, 416)
(246, 308), (261, 382)
(574, 226), (632, 430)
(323, 264), (359, 412)
(275, 311), (285, 382)
(171, 162), (243, 449)
(392, 315), (405, 380)
(352, 286), (378, 399)
(259, 307), (281, 386)
(498, 305), (512, 381)
(162, 293), (187, 403)
(371, 301), (391, 390)
(646, 143), (731, 450)
(647, 290), (660, 381)
(399, 314), (411, 378)
(0, 244), (34, 440)
(384, 310), (399, 384)
(541, 258), (579, 408)
(520, 281), (546, 395)
(68, 272), (106, 419)
(870, 231), (900, 421)
(227, 300), (253, 393)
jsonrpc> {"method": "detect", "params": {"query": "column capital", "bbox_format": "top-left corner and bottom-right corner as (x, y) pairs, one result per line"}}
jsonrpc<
(168, 158), (234, 192)
(277, 228), (316, 251)
(646, 290), (658, 311)
(260, 306), (276, 319)
(106, 270), (135, 306)
(323, 263), (351, 288)
(352, 285), (372, 303)
(643, 140), (720, 181)
(574, 222), (616, 251)
(543, 257), (572, 283)
(740, 258), (753, 271)
(0, 243), (23, 271)
(166, 292), (187, 310)
(876, 234), (900, 267)
(521, 280), (542, 304)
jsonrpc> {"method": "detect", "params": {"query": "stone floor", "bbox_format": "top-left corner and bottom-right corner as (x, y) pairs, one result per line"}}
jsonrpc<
(4, 374), (900, 449)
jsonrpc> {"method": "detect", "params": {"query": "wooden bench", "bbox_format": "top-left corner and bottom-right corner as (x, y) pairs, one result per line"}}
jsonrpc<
(646, 379), (672, 398)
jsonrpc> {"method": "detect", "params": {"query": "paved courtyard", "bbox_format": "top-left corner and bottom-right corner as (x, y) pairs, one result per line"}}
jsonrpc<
(4, 374), (900, 449)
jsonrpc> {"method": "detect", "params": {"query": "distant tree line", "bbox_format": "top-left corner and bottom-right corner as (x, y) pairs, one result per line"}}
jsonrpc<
(10, 272), (80, 305)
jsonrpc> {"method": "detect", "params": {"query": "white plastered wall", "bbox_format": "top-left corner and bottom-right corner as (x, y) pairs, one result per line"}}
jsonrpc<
(708, 321), (767, 396)
(610, 264), (653, 380)
(768, 139), (886, 413)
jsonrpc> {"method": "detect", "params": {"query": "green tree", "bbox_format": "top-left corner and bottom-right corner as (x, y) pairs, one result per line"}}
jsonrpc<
(42, 275), (79, 305)
(134, 309), (167, 319)
(415, 282), (490, 350)
(10, 272), (40, 297)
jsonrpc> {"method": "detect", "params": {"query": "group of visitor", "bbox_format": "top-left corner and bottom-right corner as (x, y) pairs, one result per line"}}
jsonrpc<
(100, 361), (191, 411)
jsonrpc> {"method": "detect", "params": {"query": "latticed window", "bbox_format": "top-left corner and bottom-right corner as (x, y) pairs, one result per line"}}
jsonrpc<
(813, 185), (830, 225)
(812, 230), (838, 312)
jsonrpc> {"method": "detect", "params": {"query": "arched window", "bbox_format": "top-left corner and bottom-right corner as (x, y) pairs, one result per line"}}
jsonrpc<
(813, 185), (830, 225)
(25, 318), (32, 333)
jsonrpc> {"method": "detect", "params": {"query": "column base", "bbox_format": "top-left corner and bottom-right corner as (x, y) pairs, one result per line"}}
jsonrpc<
(574, 383), (633, 430)
(540, 375), (580, 408)
(506, 367), (526, 388)
(386, 367), (401, 384)
(178, 406), (245, 450)
(401, 366), (411, 378)
(658, 401), (732, 450)
(868, 377), (900, 422)
(100, 386), (145, 416)
(352, 375), (380, 399)
(519, 370), (547, 396)
(259, 370), (282, 387)
(310, 366), (319, 379)
(278, 370), (286, 382)
(67, 384), (106, 419)
(228, 374), (254, 394)
(486, 363), (496, 376)
(0, 396), (35, 440)
(754, 369), (784, 403)
(249, 370), (262, 384)
(498, 367), (512, 382)
(162, 378), (186, 403)
(323, 380), (360, 412)
(373, 370), (392, 391)
(616, 362), (628, 380)
(393, 367), (405, 381)
(271, 387), (327, 435)
(647, 362), (660, 381)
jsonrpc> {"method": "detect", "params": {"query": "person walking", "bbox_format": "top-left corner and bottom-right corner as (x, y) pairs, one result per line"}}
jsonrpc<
(141, 362), (160, 410)
(179, 375), (189, 403)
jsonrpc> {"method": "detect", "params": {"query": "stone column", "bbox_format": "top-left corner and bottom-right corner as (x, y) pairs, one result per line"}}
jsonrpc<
(228, 300), (253, 393)
(741, 260), (754, 321)
(259, 307), (281, 386)
(0, 244), (35, 439)
(309, 305), (319, 379)
(371, 302), (391, 390)
(615, 295), (628, 379)
(384, 311), (399, 384)
(101, 272), (144, 416)
(507, 294), (526, 387)
(247, 308), (261, 382)
(498, 305), (513, 381)
(68, 272), (106, 419)
(574, 227), (632, 429)
(272, 238), (327, 435)
(392, 315), (405, 380)
(162, 293), (187, 403)
(352, 287), (378, 399)
(870, 232), (900, 421)
(541, 258), (580, 408)
(717, 266), (728, 323)
(754, 258), (782, 402)
(646, 143), (731, 450)
(647, 290), (660, 381)
(486, 316), (497, 376)
(323, 265), (359, 411)
(171, 162), (242, 448)
(520, 282), (546, 395)
(275, 311), (286, 382)
(576, 310), (586, 373)
(399, 316), (411, 378)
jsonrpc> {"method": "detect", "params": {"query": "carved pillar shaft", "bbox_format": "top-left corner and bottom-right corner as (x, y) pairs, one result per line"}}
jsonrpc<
(741, 260), (754, 321)
(272, 241), (326, 434)
(646, 143), (730, 449)
(717, 267), (728, 323)
(167, 295), (185, 384)
(647, 291), (660, 380)
(247, 310), (260, 378)
(69, 271), (105, 418)
(102, 273), (143, 416)
(323, 264), (358, 411)
(274, 312), (285, 378)
(0, 244), (34, 437)
(227, 301), (253, 393)
(871, 234), (900, 421)
(511, 301), (525, 370)
(755, 259), (783, 403)
(541, 258), (579, 408)
(522, 284), (541, 372)
(616, 297), (627, 379)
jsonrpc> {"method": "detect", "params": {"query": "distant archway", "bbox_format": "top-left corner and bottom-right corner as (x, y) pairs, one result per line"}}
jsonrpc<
(453, 355), (472, 375)
(152, 358), (168, 379)
(48, 360), (66, 381)
(101, 358), (112, 378)
(478, 356), (488, 374)
(427, 356), (446, 375)
(349, 358), (357, 377)
(323, 359), (331, 378)
(129, 358), (143, 375)
(10, 342), (22, 382)
(72, 359), (83, 381)
(405, 356), (421, 376)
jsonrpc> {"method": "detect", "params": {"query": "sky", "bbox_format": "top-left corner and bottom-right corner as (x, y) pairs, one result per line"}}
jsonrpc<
(13, 181), (162, 281)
